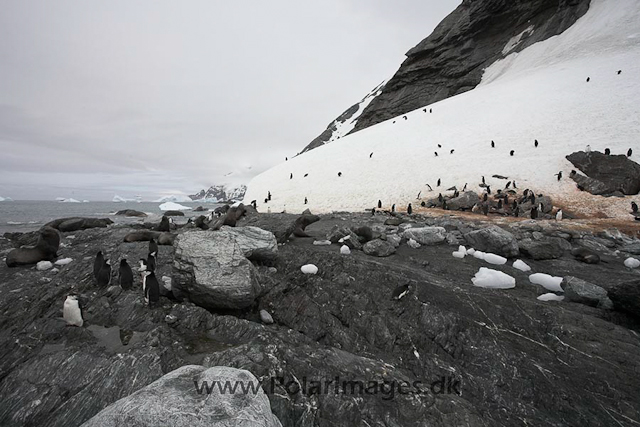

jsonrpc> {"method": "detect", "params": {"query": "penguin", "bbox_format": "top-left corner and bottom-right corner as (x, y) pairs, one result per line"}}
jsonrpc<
(370, 152), (373, 158)
(586, 145), (591, 152)
(437, 178), (441, 187)
(556, 210), (563, 221)
(462, 183), (467, 191)
(423, 108), (426, 112)
(147, 252), (157, 273)
(304, 173), (308, 177)
(403, 115), (407, 120)
(617, 70), (622, 75)
(378, 200), (382, 209)
(453, 190), (459, 198)
(285, 157), (288, 161)
(429, 108), (432, 113)
(391, 204), (396, 213)
(531, 206), (538, 219)
(393, 121), (396, 124)
(534, 139), (539, 148)
(628, 148), (633, 157)
(251, 200), (257, 209)
(506, 181), (511, 189)
(586, 77), (590, 82)
(119, 259), (133, 290)
(421, 201), (426, 207)
(482, 176), (485, 185)
(529, 193), (536, 204)
(371, 208), (376, 215)
(97, 259), (111, 287)
(338, 172), (342, 177)
(149, 239), (158, 256)
(497, 199), (503, 209)
(632, 202), (638, 213)
(483, 193), (488, 202)
(556, 171), (563, 181)
(450, 149), (455, 154)
(505, 195), (509, 206)
(407, 203), (412, 215)
(491, 140), (495, 148)
(416, 191), (421, 199)
(391, 282), (411, 300)
(434, 152), (438, 157)
(539, 202), (544, 213)
(426, 184), (433, 191)
(513, 181), (517, 189)
(510, 150), (515, 156)
(487, 186), (491, 195)
(93, 251), (104, 280)
(604, 148), (610, 155)
(290, 173), (293, 179)
(63, 295), (83, 327)
(143, 271), (160, 306)
(304, 197), (308, 205)
(264, 198), (268, 204)
(438, 144), (442, 148)
(482, 204), (489, 216)
(268, 191), (272, 201)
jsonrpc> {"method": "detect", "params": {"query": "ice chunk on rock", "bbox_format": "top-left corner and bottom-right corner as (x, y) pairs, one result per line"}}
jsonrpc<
(484, 253), (507, 265)
(624, 257), (640, 268)
(37, 261), (53, 271)
(473, 251), (485, 260)
(529, 273), (563, 292)
(513, 259), (531, 272)
(537, 293), (564, 302)
(472, 267), (516, 289)
(313, 240), (332, 246)
(301, 264), (318, 275)
(407, 238), (421, 249)
(452, 251), (465, 259)
(340, 245), (351, 255)
(54, 258), (73, 266)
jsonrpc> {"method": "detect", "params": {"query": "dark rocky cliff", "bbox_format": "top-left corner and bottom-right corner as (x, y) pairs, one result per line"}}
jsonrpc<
(302, 0), (590, 154)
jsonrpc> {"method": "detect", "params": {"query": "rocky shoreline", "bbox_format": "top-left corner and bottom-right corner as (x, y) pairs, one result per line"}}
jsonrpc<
(1, 208), (640, 426)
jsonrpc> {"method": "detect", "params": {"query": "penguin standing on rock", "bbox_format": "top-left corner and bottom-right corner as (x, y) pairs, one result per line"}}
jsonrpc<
(531, 206), (538, 219)
(63, 295), (83, 327)
(487, 186), (491, 195)
(94, 251), (104, 280)
(628, 149), (633, 157)
(407, 203), (413, 215)
(462, 183), (467, 191)
(119, 259), (133, 290)
(392, 204), (396, 213)
(97, 259), (111, 287)
(371, 208), (376, 215)
(556, 210), (563, 221)
(378, 200), (382, 209)
(143, 271), (160, 307)
(604, 148), (611, 155)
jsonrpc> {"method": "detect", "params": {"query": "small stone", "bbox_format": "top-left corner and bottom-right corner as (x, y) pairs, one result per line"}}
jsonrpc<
(36, 261), (53, 271)
(301, 264), (318, 275)
(259, 309), (274, 324)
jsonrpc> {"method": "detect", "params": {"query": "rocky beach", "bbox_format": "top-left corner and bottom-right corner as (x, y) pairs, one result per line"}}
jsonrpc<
(1, 206), (640, 426)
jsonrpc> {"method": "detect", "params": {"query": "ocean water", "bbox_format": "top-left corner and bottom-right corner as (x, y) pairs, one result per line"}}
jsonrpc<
(0, 201), (222, 234)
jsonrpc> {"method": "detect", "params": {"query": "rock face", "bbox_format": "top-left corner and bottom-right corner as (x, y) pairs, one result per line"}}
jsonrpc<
(564, 276), (612, 309)
(301, 0), (590, 152)
(608, 279), (640, 317)
(519, 236), (571, 260)
(362, 239), (396, 257)
(216, 226), (278, 256)
(567, 151), (640, 195)
(81, 365), (282, 427)
(403, 227), (447, 245)
(464, 226), (519, 258)
(173, 231), (260, 310)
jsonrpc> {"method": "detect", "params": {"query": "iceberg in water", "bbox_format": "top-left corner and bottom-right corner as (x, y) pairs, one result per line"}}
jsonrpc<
(154, 195), (192, 203)
(113, 195), (130, 202)
(159, 201), (190, 211)
(0, 196), (13, 202)
(56, 198), (81, 203)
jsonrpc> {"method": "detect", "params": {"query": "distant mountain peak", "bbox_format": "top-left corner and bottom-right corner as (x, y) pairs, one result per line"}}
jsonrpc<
(189, 184), (246, 202)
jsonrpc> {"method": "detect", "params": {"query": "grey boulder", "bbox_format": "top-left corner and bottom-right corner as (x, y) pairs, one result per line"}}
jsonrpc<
(564, 276), (613, 309)
(464, 226), (519, 258)
(402, 227), (447, 245)
(519, 236), (571, 260)
(362, 239), (396, 257)
(81, 365), (281, 427)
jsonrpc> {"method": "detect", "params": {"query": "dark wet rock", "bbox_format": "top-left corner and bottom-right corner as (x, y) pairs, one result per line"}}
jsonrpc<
(173, 231), (260, 310)
(247, 249), (279, 267)
(608, 279), (640, 317)
(519, 236), (571, 260)
(45, 217), (114, 232)
(362, 239), (396, 257)
(567, 151), (640, 195)
(564, 276), (613, 309)
(192, 206), (207, 212)
(621, 242), (640, 255)
(81, 365), (282, 427)
(351, 225), (374, 243)
(447, 191), (478, 211)
(402, 227), (447, 245)
(384, 218), (405, 226)
(162, 210), (185, 217)
(464, 226), (519, 257)
(114, 209), (147, 217)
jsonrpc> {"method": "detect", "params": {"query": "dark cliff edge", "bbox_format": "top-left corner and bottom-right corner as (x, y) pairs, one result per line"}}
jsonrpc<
(302, 0), (590, 154)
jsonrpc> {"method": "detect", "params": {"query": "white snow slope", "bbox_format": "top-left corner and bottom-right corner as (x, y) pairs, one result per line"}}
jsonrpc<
(245, 0), (640, 217)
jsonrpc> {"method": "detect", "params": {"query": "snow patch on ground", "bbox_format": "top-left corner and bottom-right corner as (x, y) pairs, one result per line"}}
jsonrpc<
(245, 0), (640, 219)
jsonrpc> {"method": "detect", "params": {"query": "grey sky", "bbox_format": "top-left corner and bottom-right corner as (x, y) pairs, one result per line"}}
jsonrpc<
(0, 0), (460, 200)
